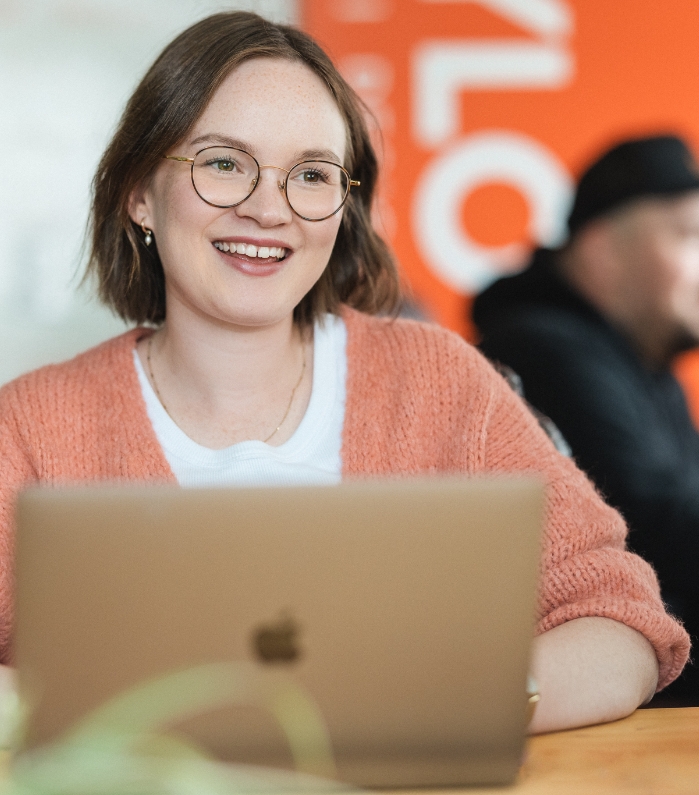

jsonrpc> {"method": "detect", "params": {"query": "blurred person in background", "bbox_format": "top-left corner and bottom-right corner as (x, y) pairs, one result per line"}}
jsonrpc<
(474, 135), (699, 705)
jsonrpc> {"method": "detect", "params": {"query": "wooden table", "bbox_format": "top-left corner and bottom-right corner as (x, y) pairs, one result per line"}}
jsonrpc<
(2, 707), (697, 793)
(411, 708), (699, 795)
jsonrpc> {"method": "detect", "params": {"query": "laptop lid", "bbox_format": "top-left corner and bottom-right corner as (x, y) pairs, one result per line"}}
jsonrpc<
(15, 477), (543, 788)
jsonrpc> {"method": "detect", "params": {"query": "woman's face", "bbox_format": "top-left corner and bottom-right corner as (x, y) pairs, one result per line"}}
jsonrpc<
(131, 57), (347, 330)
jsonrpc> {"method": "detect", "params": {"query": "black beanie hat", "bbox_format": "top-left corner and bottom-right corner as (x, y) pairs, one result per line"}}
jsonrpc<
(567, 135), (699, 237)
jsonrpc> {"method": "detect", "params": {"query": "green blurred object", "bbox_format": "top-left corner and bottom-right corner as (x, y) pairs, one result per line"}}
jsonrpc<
(0, 662), (351, 795)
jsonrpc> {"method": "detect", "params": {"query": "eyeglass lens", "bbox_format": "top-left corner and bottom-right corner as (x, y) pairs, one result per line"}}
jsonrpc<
(191, 147), (349, 220)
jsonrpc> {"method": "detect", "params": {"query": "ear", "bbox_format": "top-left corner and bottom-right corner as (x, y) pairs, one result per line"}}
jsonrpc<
(127, 180), (152, 230)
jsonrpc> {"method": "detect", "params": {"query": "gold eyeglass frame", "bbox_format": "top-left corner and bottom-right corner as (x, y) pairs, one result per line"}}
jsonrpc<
(164, 146), (360, 222)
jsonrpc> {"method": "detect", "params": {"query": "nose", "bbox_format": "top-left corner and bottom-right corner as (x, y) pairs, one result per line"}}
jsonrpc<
(234, 166), (293, 227)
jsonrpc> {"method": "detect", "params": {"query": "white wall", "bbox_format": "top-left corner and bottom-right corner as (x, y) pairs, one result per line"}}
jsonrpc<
(0, 0), (296, 386)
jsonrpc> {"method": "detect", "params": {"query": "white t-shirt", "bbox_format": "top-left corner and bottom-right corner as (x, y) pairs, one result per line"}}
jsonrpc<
(133, 315), (347, 487)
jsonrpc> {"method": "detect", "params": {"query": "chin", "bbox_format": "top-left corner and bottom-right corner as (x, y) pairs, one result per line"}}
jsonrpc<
(213, 302), (298, 330)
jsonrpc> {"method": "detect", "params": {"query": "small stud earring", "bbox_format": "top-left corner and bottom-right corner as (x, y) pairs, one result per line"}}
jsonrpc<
(140, 220), (153, 247)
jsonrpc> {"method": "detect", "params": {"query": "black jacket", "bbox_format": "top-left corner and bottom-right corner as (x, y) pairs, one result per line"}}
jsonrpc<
(473, 248), (699, 704)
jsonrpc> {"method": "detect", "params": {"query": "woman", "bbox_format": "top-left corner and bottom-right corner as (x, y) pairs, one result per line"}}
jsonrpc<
(0, 12), (689, 734)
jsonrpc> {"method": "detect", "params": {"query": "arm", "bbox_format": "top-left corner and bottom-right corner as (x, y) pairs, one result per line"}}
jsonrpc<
(528, 617), (658, 734)
(477, 352), (689, 729)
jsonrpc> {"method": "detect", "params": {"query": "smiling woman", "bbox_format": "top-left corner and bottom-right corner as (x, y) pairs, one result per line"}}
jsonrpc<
(128, 58), (352, 365)
(0, 11), (690, 735)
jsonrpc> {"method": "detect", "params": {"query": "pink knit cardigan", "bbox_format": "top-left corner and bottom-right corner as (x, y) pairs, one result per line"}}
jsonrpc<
(0, 308), (690, 687)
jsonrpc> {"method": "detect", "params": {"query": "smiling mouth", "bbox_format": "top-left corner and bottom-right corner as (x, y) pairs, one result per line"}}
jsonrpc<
(213, 241), (288, 260)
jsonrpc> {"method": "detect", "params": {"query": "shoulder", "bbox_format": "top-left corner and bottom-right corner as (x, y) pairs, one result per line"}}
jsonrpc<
(0, 329), (146, 424)
(342, 307), (488, 377)
(474, 259), (618, 360)
(487, 302), (607, 349)
(340, 309), (522, 475)
(480, 303), (637, 385)
(340, 308), (509, 434)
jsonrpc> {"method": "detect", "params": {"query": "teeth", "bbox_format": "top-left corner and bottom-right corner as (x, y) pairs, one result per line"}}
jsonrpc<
(214, 242), (287, 259)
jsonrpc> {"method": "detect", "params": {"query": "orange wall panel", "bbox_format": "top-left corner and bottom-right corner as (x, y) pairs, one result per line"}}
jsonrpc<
(303, 0), (699, 344)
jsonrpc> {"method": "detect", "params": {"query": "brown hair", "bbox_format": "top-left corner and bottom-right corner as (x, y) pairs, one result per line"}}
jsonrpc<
(86, 11), (401, 326)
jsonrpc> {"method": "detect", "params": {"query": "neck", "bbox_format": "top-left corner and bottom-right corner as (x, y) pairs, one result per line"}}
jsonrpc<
(157, 303), (302, 397)
(139, 295), (313, 448)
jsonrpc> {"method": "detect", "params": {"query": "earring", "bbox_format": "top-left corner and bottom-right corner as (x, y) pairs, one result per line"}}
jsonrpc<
(140, 219), (153, 247)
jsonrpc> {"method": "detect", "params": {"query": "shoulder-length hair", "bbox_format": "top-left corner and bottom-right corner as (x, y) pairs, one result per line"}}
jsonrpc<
(86, 11), (401, 327)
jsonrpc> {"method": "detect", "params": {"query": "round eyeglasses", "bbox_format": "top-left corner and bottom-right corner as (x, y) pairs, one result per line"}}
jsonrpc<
(164, 146), (360, 222)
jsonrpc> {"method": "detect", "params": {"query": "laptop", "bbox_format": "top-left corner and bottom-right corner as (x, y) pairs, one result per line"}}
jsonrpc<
(15, 477), (543, 788)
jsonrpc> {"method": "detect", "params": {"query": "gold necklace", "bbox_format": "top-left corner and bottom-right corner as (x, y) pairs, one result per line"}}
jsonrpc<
(147, 334), (307, 444)
(262, 344), (307, 443)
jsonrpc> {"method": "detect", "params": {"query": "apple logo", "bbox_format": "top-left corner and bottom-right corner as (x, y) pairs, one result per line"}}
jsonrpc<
(253, 613), (302, 663)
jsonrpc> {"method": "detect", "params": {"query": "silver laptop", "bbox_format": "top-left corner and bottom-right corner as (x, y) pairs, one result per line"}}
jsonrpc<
(15, 477), (542, 788)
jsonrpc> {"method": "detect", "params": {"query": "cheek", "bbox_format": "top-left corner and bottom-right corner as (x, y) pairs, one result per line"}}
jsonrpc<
(306, 215), (343, 267)
(658, 245), (699, 318)
(669, 244), (699, 294)
(151, 182), (219, 269)
(318, 211), (342, 257)
(154, 179), (205, 234)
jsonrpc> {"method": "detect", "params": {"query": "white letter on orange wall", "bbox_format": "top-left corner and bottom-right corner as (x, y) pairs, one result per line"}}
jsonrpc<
(413, 40), (573, 147)
(412, 131), (572, 293)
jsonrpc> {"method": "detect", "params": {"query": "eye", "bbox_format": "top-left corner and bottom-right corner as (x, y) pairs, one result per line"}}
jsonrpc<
(295, 167), (330, 185)
(206, 157), (237, 173)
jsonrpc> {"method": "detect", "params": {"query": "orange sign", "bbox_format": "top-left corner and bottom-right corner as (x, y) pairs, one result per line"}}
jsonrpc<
(303, 0), (699, 340)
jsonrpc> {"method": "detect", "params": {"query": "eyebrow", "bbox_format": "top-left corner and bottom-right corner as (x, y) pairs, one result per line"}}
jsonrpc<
(294, 148), (343, 164)
(190, 133), (255, 152)
(188, 134), (343, 165)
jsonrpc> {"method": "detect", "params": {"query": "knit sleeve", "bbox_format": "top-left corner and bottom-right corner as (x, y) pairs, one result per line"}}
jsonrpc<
(479, 359), (690, 692)
(0, 381), (39, 663)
